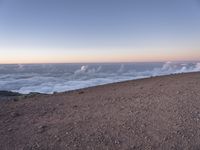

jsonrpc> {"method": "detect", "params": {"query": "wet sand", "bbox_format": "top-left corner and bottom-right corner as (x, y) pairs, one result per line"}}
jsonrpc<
(0, 72), (200, 150)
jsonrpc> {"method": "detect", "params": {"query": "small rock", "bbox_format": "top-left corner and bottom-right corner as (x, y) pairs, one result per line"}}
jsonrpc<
(0, 91), (21, 97)
(38, 125), (47, 133)
(127, 127), (131, 130)
(10, 112), (20, 118)
(135, 111), (140, 114)
(56, 103), (63, 107)
(78, 91), (84, 94)
(73, 144), (77, 147)
(38, 125), (47, 129)
(176, 91), (180, 94)
(120, 106), (125, 110)
(41, 111), (47, 116)
(73, 105), (78, 109)
(13, 98), (18, 102)
(8, 128), (13, 132)
(114, 140), (120, 145)
(130, 145), (136, 149)
(54, 135), (61, 142)
(32, 142), (40, 149)
(163, 136), (168, 141)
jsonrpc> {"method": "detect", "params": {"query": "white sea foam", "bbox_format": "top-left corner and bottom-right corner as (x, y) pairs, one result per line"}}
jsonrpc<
(0, 62), (199, 94)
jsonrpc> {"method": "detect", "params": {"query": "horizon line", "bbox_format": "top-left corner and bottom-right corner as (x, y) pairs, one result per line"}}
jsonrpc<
(0, 60), (199, 65)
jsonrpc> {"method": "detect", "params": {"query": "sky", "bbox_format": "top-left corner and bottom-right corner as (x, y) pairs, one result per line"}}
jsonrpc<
(0, 0), (200, 64)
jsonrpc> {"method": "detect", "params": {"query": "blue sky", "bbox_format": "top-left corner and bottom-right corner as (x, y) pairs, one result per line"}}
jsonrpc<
(0, 0), (200, 63)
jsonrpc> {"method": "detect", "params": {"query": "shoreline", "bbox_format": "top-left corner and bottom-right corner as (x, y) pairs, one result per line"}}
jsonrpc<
(1, 72), (200, 149)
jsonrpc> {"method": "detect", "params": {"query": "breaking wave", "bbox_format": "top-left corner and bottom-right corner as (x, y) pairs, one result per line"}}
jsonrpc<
(0, 62), (199, 94)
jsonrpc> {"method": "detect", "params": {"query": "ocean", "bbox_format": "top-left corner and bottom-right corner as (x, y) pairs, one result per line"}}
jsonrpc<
(0, 62), (199, 94)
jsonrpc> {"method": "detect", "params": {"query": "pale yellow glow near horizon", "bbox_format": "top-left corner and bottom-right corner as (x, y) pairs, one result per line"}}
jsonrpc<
(0, 48), (200, 64)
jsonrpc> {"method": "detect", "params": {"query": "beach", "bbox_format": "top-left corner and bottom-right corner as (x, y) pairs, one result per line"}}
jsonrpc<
(0, 72), (200, 149)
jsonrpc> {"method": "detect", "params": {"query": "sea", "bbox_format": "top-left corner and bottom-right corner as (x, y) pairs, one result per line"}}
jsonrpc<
(0, 62), (199, 94)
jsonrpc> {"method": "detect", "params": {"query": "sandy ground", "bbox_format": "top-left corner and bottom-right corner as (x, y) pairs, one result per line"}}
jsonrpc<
(0, 72), (200, 150)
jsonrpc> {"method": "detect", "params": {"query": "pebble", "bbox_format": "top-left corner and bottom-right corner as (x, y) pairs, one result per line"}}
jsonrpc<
(32, 142), (40, 149)
(13, 98), (19, 102)
(56, 103), (63, 107)
(73, 105), (78, 109)
(54, 135), (61, 142)
(38, 125), (47, 129)
(78, 91), (84, 94)
(10, 112), (20, 118)
(130, 145), (136, 149)
(38, 125), (47, 133)
(8, 128), (13, 132)
(120, 106), (125, 110)
(114, 140), (120, 145)
(163, 136), (169, 141)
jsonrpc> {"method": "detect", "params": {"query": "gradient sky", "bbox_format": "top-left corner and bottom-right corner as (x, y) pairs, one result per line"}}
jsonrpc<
(0, 0), (200, 64)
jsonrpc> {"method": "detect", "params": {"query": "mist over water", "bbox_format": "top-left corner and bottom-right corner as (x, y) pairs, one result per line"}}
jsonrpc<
(0, 62), (199, 94)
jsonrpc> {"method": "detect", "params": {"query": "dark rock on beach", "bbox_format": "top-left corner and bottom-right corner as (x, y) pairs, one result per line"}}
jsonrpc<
(0, 91), (21, 97)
